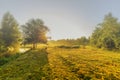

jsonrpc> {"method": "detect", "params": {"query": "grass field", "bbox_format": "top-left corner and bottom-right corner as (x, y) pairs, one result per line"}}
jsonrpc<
(0, 49), (49, 80)
(47, 47), (120, 80)
(0, 45), (120, 80)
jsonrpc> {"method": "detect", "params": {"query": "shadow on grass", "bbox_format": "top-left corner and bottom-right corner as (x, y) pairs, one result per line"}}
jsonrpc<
(25, 49), (51, 80)
(0, 49), (51, 80)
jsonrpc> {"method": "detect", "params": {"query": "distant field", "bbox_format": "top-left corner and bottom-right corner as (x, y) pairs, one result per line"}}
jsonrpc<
(0, 46), (120, 80)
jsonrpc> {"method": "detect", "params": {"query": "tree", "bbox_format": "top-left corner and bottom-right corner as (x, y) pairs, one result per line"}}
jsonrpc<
(76, 36), (89, 46)
(22, 18), (49, 49)
(90, 26), (102, 48)
(1, 12), (21, 52)
(90, 13), (120, 50)
(0, 31), (6, 52)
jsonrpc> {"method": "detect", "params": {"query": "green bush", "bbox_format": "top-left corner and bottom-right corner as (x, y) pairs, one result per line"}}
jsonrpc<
(0, 53), (20, 66)
(0, 58), (8, 66)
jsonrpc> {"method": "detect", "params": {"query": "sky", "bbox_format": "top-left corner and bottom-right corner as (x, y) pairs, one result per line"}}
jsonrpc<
(0, 0), (120, 40)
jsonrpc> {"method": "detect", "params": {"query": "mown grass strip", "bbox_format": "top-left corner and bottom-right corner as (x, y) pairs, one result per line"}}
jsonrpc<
(0, 49), (50, 80)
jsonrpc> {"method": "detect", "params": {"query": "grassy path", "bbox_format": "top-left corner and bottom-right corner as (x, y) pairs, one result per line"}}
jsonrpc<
(0, 49), (50, 80)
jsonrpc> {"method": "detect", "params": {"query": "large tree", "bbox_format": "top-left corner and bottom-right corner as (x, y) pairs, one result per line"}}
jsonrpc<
(90, 13), (120, 50)
(1, 12), (21, 52)
(22, 18), (49, 49)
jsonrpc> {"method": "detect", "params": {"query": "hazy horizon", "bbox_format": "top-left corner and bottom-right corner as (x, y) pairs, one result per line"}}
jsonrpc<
(0, 0), (120, 40)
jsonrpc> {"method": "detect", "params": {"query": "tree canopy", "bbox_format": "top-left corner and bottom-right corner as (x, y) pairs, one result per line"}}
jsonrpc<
(22, 18), (49, 49)
(0, 12), (21, 52)
(90, 13), (120, 50)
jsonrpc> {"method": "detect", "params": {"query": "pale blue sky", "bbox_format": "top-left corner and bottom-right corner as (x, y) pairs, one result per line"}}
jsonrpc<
(0, 0), (120, 40)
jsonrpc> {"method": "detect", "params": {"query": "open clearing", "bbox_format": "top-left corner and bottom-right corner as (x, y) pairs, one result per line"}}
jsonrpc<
(0, 47), (120, 80)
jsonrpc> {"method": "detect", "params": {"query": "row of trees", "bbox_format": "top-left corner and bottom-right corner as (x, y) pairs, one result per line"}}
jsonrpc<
(54, 13), (120, 50)
(1, 12), (119, 53)
(51, 13), (120, 50)
(54, 36), (89, 46)
(0, 12), (49, 53)
(90, 13), (120, 50)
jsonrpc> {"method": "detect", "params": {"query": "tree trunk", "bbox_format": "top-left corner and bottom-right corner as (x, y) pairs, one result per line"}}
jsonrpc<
(33, 43), (35, 49)
(35, 43), (37, 49)
(33, 42), (37, 49)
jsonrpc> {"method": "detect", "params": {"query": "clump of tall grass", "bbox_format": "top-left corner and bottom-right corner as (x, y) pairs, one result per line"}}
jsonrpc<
(0, 53), (20, 66)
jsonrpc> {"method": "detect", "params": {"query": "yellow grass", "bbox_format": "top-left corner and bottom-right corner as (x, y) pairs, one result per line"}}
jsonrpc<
(1, 43), (120, 79)
(47, 47), (120, 80)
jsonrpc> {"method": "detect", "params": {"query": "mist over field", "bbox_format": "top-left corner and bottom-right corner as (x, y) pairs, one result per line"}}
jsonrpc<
(0, 0), (120, 80)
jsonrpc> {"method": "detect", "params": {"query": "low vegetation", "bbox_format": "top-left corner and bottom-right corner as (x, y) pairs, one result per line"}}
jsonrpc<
(0, 53), (20, 66)
(0, 49), (49, 80)
(0, 46), (120, 79)
(47, 47), (120, 80)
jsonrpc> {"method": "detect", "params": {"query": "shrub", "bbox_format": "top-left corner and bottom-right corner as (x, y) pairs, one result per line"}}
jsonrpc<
(0, 58), (8, 66)
(0, 53), (20, 66)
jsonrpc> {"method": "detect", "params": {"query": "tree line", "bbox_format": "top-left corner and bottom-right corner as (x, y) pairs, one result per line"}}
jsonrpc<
(0, 12), (49, 54)
(0, 12), (120, 54)
(50, 13), (120, 50)
(54, 36), (89, 46)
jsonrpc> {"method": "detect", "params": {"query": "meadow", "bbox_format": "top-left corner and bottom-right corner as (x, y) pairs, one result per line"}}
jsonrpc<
(0, 44), (120, 80)
(47, 47), (120, 80)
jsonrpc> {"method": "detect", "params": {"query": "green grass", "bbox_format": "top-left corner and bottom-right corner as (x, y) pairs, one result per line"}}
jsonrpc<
(0, 49), (50, 80)
(0, 47), (120, 80)
(0, 53), (20, 66)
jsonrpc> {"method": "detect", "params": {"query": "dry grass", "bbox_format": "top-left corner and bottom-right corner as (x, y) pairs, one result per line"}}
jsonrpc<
(0, 44), (120, 80)
(47, 47), (120, 80)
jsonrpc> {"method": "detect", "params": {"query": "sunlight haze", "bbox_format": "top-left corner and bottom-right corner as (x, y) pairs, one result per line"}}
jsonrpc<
(0, 0), (120, 40)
